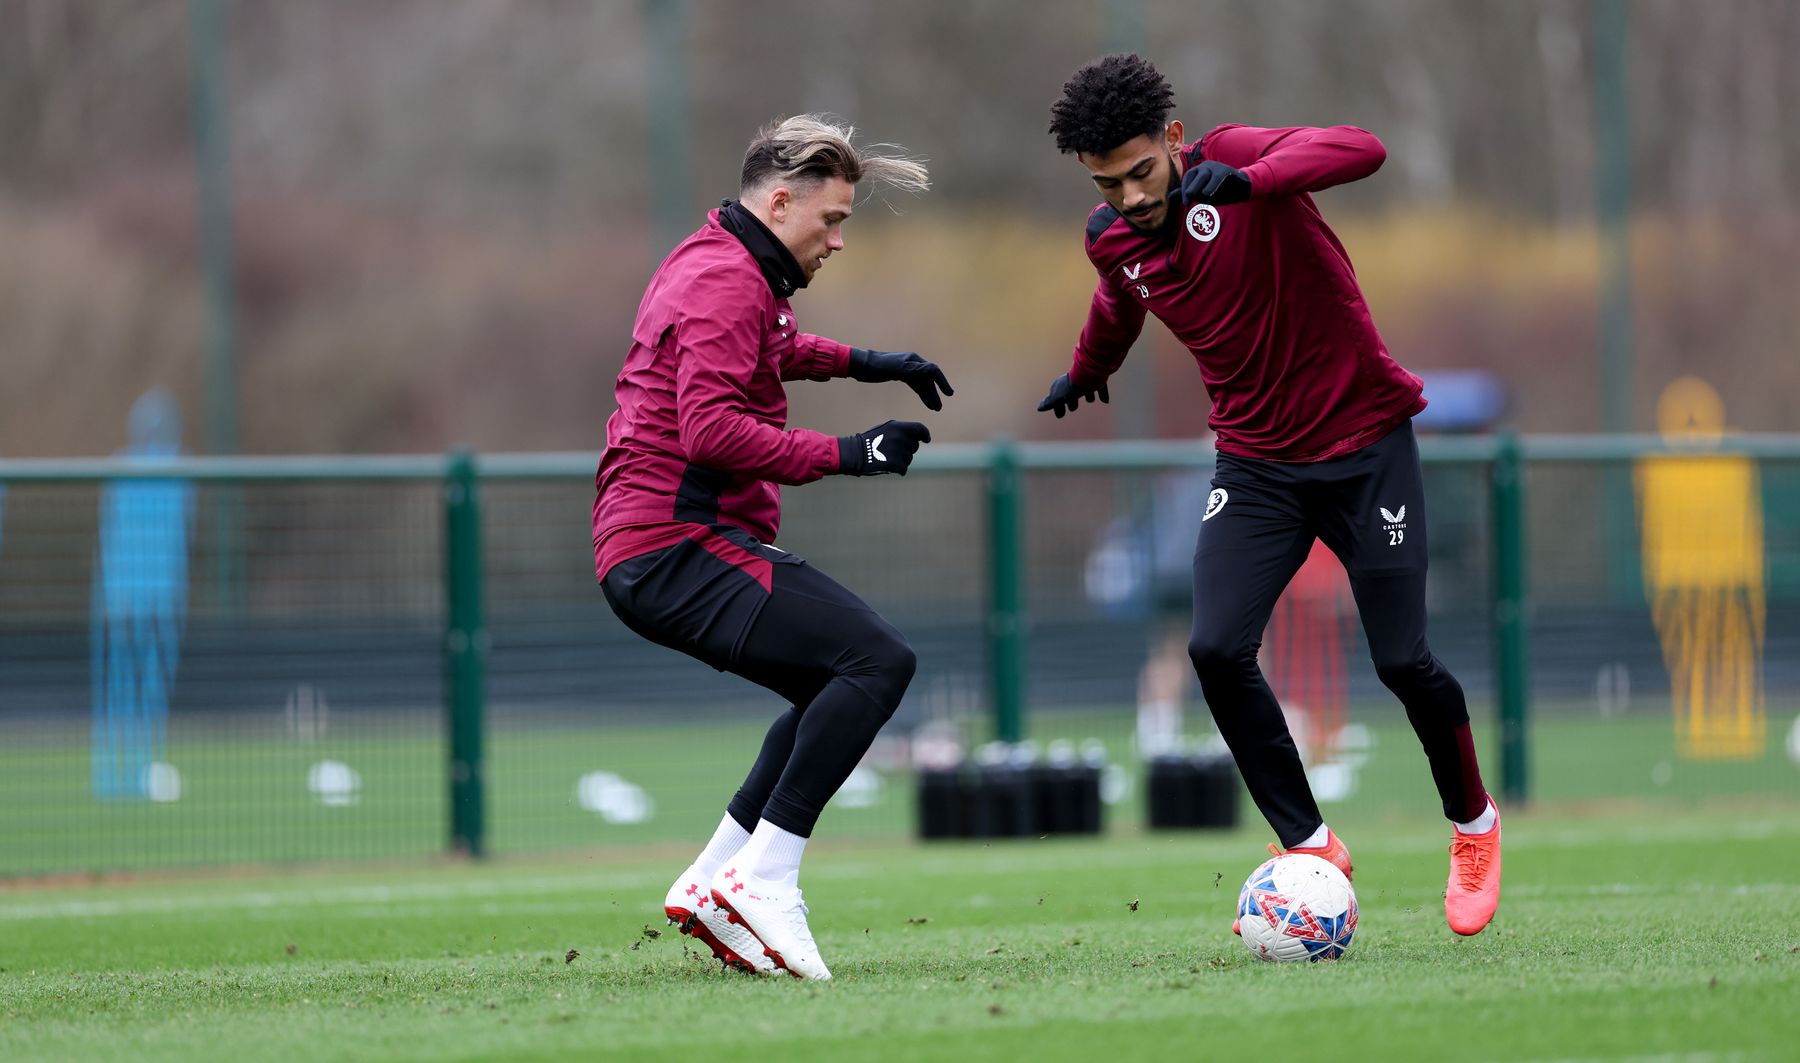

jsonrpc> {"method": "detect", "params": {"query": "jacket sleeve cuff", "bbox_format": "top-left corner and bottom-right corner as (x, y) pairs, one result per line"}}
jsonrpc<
(1239, 160), (1276, 197)
(1068, 361), (1109, 391)
(822, 429), (848, 474)
(807, 336), (854, 379)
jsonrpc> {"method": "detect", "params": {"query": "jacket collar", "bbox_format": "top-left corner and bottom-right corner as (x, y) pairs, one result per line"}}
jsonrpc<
(716, 200), (807, 298)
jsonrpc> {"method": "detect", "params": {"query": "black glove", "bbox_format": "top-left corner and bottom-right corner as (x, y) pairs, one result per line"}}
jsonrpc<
(838, 419), (931, 476)
(1036, 373), (1109, 418)
(848, 348), (954, 411)
(1175, 159), (1253, 206)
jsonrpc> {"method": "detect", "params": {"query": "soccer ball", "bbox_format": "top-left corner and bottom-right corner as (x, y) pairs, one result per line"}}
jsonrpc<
(1237, 853), (1357, 962)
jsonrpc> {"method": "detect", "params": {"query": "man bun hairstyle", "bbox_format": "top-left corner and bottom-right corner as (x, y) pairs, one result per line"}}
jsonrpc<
(740, 114), (930, 197)
(1048, 53), (1175, 155)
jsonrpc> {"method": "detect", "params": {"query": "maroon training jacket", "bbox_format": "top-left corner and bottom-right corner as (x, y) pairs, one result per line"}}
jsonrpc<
(593, 208), (850, 586)
(1070, 124), (1426, 462)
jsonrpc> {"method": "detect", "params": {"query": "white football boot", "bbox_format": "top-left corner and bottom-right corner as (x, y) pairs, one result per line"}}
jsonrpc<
(663, 863), (776, 974)
(709, 864), (832, 981)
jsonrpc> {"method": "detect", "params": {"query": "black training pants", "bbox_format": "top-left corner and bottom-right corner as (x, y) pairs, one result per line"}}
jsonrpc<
(1187, 421), (1487, 847)
(601, 525), (915, 837)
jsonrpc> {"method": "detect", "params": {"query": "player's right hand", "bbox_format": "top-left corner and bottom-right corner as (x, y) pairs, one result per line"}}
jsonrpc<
(1037, 373), (1109, 418)
(838, 419), (931, 476)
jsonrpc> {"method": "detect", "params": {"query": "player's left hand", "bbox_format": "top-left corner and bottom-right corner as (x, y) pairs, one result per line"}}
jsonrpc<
(848, 348), (955, 411)
(1037, 372), (1109, 418)
(1176, 160), (1253, 206)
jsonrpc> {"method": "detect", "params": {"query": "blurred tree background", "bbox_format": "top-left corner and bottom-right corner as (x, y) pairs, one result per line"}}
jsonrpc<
(2, 0), (1796, 457)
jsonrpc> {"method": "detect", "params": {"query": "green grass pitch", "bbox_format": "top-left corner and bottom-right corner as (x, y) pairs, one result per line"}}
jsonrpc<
(4, 802), (1799, 1062)
(4, 705), (1796, 875)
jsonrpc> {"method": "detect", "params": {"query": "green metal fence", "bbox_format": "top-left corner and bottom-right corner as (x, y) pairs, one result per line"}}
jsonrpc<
(3, 435), (1798, 876)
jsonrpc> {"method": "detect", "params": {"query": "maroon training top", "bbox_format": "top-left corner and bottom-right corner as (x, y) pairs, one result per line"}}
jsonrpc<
(592, 208), (850, 585)
(1069, 124), (1426, 462)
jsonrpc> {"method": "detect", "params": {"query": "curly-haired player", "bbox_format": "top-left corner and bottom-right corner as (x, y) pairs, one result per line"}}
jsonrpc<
(1039, 54), (1502, 937)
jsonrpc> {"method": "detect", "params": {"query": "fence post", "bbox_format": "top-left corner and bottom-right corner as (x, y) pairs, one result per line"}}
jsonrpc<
(444, 449), (487, 856)
(987, 440), (1026, 743)
(1490, 432), (1530, 805)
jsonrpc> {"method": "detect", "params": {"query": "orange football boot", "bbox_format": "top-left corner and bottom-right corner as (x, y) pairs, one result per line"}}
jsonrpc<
(1445, 800), (1501, 936)
(1234, 828), (1354, 935)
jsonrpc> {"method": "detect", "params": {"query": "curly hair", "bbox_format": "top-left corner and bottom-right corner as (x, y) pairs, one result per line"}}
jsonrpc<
(1048, 53), (1175, 155)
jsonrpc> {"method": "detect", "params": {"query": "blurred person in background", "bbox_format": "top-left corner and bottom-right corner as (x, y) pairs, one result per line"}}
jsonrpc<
(593, 115), (945, 980)
(1037, 54), (1501, 937)
(90, 390), (192, 802)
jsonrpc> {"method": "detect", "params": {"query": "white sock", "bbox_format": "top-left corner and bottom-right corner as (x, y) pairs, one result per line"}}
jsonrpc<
(694, 814), (752, 878)
(1293, 823), (1331, 850)
(1454, 798), (1497, 835)
(733, 819), (808, 883)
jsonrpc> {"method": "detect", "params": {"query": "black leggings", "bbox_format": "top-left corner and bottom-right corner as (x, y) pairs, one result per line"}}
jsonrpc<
(602, 530), (915, 837)
(1187, 422), (1487, 846)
